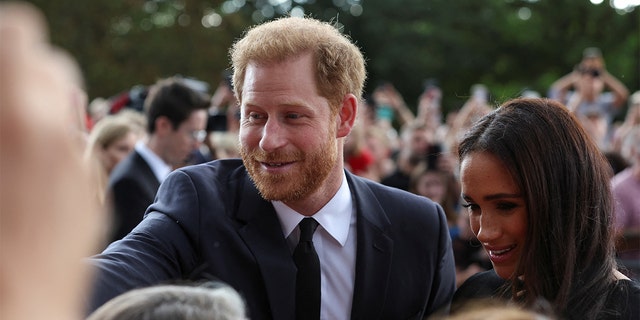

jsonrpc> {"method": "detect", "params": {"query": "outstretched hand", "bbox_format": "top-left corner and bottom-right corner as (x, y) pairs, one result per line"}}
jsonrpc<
(0, 2), (105, 319)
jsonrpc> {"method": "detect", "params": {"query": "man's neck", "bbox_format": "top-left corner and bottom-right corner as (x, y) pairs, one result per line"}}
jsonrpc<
(144, 135), (160, 155)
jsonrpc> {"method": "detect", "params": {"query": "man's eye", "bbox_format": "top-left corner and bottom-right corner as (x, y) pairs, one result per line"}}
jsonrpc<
(286, 113), (301, 119)
(248, 112), (264, 120)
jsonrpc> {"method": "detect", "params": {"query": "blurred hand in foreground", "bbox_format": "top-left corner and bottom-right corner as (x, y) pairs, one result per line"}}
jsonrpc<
(0, 2), (104, 319)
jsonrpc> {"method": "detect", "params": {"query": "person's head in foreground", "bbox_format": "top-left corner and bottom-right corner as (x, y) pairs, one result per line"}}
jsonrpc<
(87, 282), (247, 320)
(442, 298), (557, 320)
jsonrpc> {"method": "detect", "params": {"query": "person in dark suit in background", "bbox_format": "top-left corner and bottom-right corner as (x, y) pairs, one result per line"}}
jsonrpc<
(89, 16), (456, 320)
(106, 77), (209, 243)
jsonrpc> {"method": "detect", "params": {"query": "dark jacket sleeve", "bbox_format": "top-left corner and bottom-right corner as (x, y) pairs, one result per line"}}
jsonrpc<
(425, 202), (457, 316)
(87, 170), (202, 314)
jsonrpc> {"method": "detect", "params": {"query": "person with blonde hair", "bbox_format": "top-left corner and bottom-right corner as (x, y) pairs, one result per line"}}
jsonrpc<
(84, 115), (141, 204)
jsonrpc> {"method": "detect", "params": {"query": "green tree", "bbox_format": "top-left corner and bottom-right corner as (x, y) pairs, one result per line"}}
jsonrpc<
(17, 0), (639, 118)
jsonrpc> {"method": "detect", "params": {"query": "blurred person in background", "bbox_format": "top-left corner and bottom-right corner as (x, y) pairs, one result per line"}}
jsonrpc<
(88, 97), (111, 127)
(84, 114), (142, 205)
(207, 70), (240, 134)
(409, 162), (461, 236)
(371, 81), (416, 133)
(106, 76), (209, 244)
(611, 126), (640, 281)
(415, 79), (444, 137)
(549, 47), (629, 149)
(446, 84), (493, 155)
(363, 124), (397, 182)
(611, 90), (640, 153)
(208, 131), (240, 160)
(343, 116), (377, 180)
(347, 95), (398, 182)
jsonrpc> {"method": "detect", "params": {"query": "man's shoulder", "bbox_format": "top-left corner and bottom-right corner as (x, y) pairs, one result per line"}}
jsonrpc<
(171, 159), (249, 190)
(178, 158), (246, 177)
(109, 151), (153, 184)
(111, 151), (147, 176)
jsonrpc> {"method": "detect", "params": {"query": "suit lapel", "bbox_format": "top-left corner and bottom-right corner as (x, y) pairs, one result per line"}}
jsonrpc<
(347, 173), (394, 319)
(234, 171), (396, 319)
(133, 150), (161, 190)
(236, 175), (297, 320)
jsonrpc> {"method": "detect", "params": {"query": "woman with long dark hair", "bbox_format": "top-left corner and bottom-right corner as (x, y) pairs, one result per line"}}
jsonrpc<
(452, 98), (639, 319)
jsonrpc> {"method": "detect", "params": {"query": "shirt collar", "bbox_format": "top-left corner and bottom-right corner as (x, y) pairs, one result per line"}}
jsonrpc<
(274, 173), (353, 246)
(135, 141), (172, 182)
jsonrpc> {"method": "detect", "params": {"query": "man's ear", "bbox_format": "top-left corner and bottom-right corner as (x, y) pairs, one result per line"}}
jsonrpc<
(154, 116), (173, 137)
(336, 94), (358, 138)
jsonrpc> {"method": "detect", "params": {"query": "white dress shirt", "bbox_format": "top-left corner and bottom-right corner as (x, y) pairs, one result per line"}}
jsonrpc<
(273, 173), (357, 320)
(134, 141), (172, 183)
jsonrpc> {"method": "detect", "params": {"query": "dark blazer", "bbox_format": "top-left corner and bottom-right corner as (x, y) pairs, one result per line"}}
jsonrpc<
(453, 270), (640, 320)
(90, 159), (456, 319)
(106, 150), (160, 243)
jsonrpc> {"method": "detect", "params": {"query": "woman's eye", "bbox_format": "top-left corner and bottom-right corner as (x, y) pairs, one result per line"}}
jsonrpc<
(461, 203), (479, 212)
(496, 202), (517, 211)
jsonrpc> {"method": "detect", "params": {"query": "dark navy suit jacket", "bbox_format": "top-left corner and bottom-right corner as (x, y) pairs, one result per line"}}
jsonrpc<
(106, 150), (160, 243)
(89, 159), (455, 319)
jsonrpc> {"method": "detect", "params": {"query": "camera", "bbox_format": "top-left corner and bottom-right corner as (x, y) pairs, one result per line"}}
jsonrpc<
(578, 67), (600, 77)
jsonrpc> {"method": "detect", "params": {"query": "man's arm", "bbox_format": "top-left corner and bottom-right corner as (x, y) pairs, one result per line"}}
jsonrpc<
(549, 71), (579, 103)
(600, 70), (629, 109)
(424, 204), (457, 316)
(88, 170), (204, 314)
(87, 212), (196, 314)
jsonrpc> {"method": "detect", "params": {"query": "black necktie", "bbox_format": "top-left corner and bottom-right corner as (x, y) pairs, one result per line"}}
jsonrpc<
(293, 218), (321, 320)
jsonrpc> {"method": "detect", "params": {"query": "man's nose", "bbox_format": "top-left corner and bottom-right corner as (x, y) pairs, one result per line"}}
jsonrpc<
(259, 118), (286, 151)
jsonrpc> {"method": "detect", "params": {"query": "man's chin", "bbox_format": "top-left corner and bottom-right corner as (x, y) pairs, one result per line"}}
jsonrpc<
(248, 172), (283, 197)
(256, 185), (303, 202)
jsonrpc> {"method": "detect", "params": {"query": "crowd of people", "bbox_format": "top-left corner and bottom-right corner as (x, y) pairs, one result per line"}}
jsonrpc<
(1, 1), (639, 320)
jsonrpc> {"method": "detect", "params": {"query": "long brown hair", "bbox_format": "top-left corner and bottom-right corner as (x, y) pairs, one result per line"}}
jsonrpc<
(458, 98), (617, 319)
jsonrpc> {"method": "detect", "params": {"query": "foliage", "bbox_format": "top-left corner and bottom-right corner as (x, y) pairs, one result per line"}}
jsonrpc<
(19, 0), (639, 117)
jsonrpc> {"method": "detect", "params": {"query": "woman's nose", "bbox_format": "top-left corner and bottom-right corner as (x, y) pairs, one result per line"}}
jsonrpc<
(475, 214), (502, 243)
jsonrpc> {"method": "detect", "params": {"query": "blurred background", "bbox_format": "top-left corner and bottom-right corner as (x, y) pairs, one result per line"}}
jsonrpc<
(16, 0), (639, 118)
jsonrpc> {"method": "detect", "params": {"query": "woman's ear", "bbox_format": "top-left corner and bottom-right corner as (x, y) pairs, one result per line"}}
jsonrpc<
(336, 94), (358, 138)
